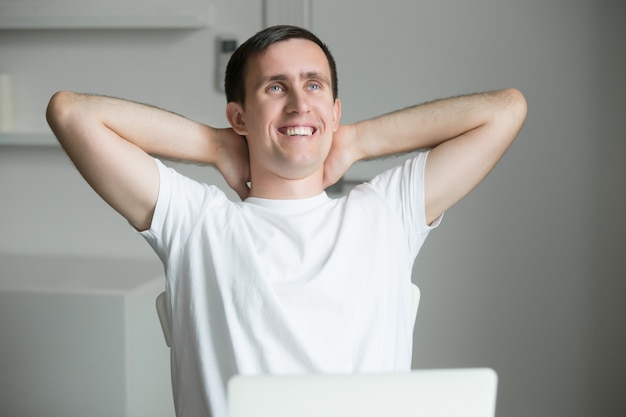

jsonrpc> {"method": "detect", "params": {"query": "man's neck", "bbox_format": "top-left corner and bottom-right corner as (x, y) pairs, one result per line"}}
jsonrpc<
(247, 172), (325, 200)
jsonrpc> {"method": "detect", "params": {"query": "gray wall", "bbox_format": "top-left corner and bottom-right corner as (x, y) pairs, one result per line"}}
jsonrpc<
(0, 0), (624, 416)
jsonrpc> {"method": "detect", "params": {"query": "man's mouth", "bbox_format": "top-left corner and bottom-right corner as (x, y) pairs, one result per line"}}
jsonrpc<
(279, 126), (316, 137)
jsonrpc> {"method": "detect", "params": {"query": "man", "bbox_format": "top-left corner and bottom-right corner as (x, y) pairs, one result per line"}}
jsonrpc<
(47, 25), (526, 417)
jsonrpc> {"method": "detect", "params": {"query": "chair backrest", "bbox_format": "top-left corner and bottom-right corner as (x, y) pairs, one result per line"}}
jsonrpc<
(155, 283), (421, 348)
(155, 291), (171, 347)
(411, 283), (420, 327)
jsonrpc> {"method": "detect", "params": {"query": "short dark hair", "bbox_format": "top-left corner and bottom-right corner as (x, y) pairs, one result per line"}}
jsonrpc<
(224, 25), (338, 106)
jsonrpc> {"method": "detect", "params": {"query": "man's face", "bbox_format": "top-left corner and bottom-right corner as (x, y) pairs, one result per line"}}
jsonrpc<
(228, 38), (341, 189)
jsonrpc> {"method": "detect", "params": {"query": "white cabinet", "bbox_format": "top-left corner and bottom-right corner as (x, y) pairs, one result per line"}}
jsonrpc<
(0, 255), (174, 417)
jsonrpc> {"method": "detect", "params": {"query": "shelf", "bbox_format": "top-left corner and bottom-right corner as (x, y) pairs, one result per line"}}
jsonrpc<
(0, 132), (57, 146)
(0, 1), (212, 30)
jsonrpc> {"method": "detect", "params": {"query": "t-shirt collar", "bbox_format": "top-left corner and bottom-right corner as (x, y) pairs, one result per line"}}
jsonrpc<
(244, 192), (331, 212)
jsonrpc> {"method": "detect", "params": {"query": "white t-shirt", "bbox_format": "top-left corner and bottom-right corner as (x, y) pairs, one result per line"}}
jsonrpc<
(141, 151), (439, 417)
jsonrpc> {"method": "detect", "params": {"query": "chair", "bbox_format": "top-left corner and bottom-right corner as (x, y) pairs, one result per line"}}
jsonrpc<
(410, 283), (421, 326)
(155, 283), (421, 348)
(156, 291), (171, 347)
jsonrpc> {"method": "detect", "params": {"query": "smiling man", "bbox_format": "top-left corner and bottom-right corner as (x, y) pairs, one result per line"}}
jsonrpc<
(226, 32), (342, 199)
(46, 25), (526, 417)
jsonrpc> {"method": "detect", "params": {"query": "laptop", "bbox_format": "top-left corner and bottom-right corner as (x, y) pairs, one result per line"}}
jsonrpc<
(228, 368), (498, 417)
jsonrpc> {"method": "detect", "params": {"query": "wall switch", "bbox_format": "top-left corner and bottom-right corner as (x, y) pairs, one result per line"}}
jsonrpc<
(216, 36), (238, 93)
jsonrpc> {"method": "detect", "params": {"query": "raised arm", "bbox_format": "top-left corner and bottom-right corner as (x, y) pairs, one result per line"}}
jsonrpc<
(325, 88), (527, 224)
(46, 92), (249, 231)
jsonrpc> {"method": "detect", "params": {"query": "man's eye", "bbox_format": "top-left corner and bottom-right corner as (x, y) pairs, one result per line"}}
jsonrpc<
(307, 83), (321, 90)
(268, 85), (283, 92)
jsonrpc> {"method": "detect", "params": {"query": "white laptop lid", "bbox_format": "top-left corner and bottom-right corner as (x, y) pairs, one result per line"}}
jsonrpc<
(228, 368), (498, 417)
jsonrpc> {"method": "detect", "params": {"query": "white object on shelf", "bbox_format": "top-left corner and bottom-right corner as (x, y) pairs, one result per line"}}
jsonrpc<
(0, 74), (14, 132)
(0, 0), (213, 29)
(0, 255), (174, 417)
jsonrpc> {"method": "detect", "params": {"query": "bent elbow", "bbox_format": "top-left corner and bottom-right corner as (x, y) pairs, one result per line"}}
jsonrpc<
(491, 88), (527, 148)
(46, 91), (73, 128)
(506, 88), (528, 127)
(46, 91), (83, 146)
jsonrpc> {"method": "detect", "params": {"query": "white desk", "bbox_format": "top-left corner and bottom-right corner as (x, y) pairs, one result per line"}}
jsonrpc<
(0, 255), (174, 417)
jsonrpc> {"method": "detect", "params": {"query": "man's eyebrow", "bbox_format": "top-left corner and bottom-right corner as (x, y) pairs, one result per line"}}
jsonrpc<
(303, 71), (331, 86)
(254, 74), (286, 90)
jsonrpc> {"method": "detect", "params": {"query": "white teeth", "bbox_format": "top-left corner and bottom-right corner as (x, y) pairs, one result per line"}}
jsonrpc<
(284, 126), (314, 136)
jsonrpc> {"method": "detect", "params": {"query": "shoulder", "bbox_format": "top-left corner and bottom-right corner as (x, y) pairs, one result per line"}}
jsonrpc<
(155, 159), (230, 203)
(367, 151), (430, 195)
(150, 159), (234, 232)
(353, 151), (440, 252)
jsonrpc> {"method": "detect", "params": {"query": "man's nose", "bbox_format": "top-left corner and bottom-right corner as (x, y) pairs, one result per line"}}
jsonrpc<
(285, 90), (310, 114)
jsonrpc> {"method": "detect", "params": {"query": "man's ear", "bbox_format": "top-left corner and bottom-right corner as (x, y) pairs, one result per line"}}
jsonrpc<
(332, 98), (342, 132)
(226, 102), (248, 136)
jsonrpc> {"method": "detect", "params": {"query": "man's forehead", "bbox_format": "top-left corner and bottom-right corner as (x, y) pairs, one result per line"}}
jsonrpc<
(247, 39), (331, 84)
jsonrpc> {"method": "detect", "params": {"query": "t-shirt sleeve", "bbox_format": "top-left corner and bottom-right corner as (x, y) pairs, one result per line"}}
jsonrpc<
(367, 151), (442, 257)
(139, 158), (225, 265)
